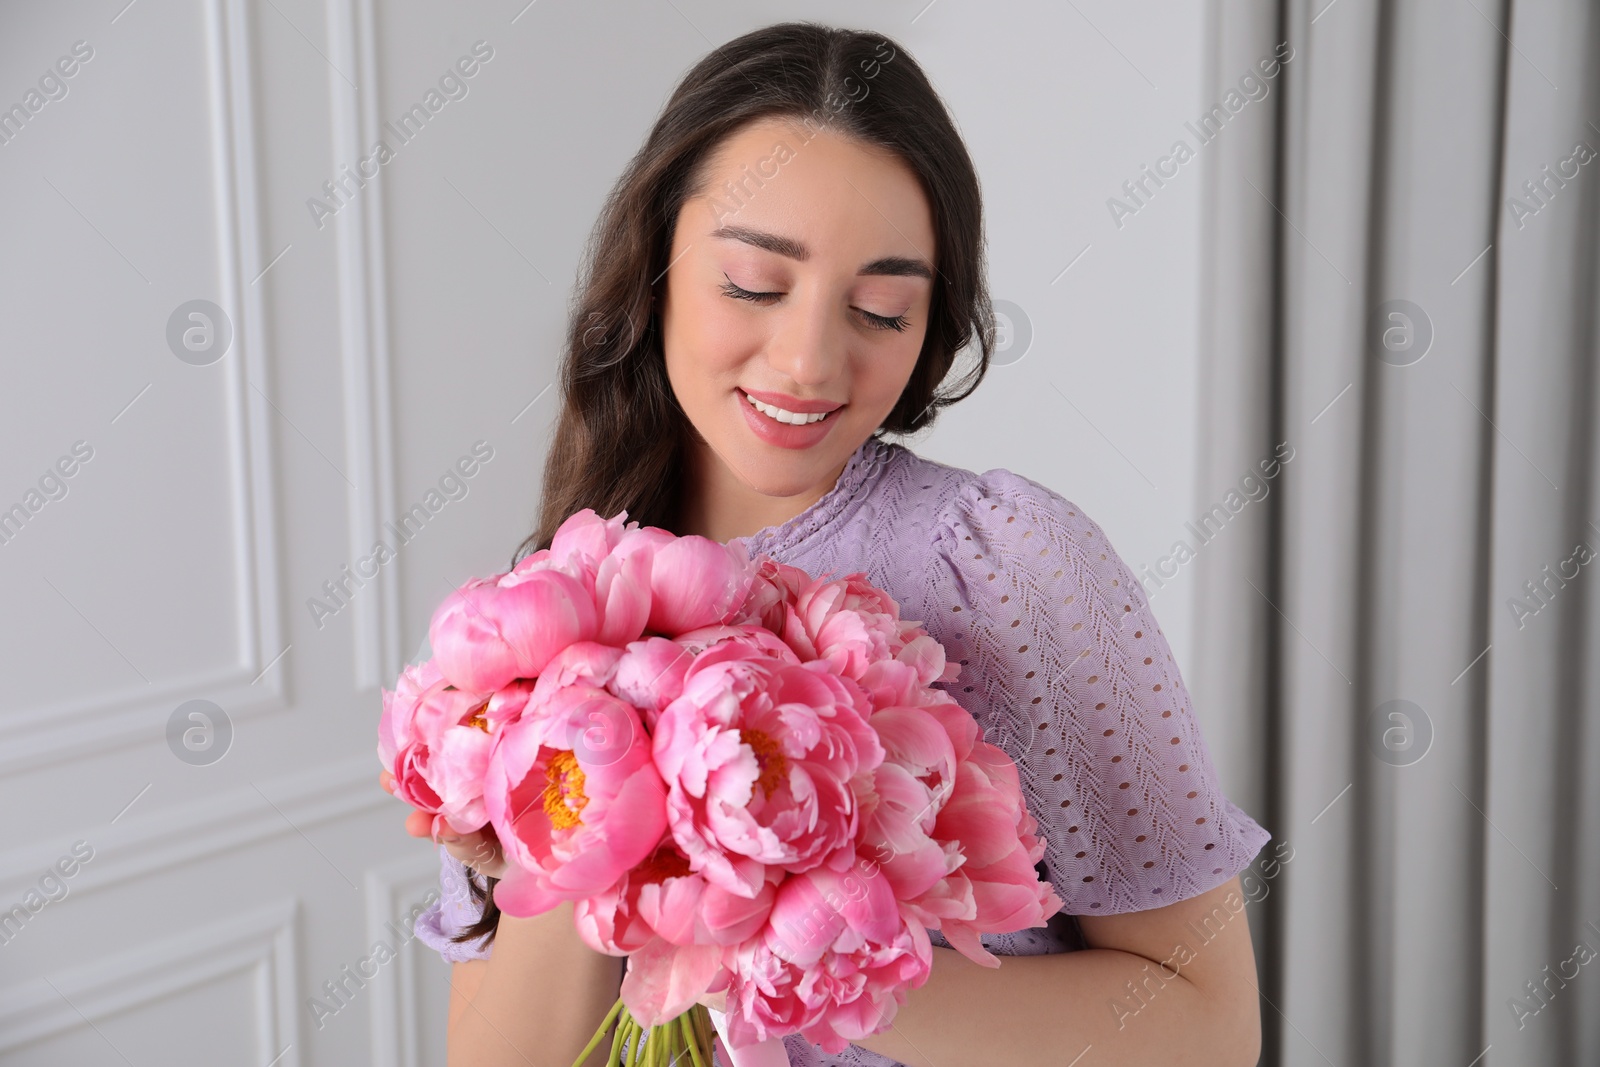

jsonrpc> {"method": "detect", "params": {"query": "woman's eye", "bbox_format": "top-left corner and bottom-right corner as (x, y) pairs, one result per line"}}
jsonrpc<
(859, 309), (911, 333)
(720, 278), (780, 304)
(721, 276), (911, 334)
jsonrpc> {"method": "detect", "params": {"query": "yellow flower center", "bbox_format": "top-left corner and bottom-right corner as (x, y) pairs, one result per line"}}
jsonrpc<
(743, 729), (787, 799)
(543, 750), (588, 829)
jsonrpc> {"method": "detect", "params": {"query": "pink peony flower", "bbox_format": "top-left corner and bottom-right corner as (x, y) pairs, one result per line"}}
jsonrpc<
(539, 509), (659, 647)
(545, 508), (634, 579)
(722, 863), (933, 1054)
(576, 840), (780, 1026)
(733, 558), (815, 635)
(783, 572), (904, 680)
(611, 529), (759, 637)
(378, 657), (441, 770)
(577, 842), (777, 955)
(528, 640), (625, 705)
(653, 638), (885, 899)
(428, 567), (600, 692)
(484, 683), (667, 917)
(607, 636), (695, 730)
(926, 737), (1062, 967)
(378, 658), (495, 835)
(857, 706), (964, 909)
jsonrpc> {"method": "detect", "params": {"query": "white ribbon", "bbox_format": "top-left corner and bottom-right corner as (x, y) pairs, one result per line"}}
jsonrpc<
(706, 1006), (791, 1067)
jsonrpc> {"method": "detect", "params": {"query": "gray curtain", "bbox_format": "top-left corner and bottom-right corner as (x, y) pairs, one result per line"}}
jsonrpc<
(1191, 1), (1599, 1065)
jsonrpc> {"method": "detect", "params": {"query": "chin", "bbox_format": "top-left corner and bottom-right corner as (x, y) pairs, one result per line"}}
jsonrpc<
(725, 448), (825, 494)
(722, 434), (842, 485)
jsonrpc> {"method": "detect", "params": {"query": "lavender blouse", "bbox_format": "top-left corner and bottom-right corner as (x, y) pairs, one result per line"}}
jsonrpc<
(413, 434), (1272, 1066)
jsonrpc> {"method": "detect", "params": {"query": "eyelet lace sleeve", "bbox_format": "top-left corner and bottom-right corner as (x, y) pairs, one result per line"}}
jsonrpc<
(927, 469), (1272, 915)
(413, 845), (495, 963)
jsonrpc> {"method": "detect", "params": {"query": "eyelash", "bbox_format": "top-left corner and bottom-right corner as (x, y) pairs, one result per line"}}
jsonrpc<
(719, 278), (911, 333)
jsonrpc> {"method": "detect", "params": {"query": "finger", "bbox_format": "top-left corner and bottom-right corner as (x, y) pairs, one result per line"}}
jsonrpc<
(404, 810), (433, 837)
(459, 835), (503, 869)
(379, 768), (396, 794)
(447, 832), (507, 877)
(452, 829), (497, 859)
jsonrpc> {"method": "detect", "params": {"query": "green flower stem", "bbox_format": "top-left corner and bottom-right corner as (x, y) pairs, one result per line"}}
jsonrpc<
(680, 1011), (708, 1067)
(606, 1010), (626, 1067)
(572, 996), (627, 1067)
(570, 997), (717, 1067)
(614, 1017), (633, 1062)
(691, 1004), (715, 1061)
(654, 1021), (671, 1067)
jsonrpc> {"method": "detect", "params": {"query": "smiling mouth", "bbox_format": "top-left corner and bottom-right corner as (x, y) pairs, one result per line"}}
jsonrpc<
(739, 389), (841, 425)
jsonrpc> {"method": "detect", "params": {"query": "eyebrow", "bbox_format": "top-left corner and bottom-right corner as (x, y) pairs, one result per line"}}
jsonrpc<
(709, 224), (934, 281)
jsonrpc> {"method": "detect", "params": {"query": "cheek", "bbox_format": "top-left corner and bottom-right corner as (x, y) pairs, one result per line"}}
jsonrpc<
(854, 338), (922, 402)
(664, 298), (736, 396)
(669, 290), (762, 375)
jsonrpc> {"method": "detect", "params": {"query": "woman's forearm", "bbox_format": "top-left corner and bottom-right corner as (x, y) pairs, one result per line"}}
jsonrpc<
(447, 901), (626, 1067)
(445, 910), (1253, 1067)
(849, 943), (1256, 1067)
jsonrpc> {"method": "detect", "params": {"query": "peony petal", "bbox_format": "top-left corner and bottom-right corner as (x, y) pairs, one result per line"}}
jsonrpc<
(492, 865), (567, 918)
(594, 549), (653, 647)
(647, 537), (756, 635)
(620, 938), (724, 1027)
(427, 577), (523, 692)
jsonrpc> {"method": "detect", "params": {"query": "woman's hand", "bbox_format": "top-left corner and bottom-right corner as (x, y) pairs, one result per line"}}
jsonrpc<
(379, 768), (508, 879)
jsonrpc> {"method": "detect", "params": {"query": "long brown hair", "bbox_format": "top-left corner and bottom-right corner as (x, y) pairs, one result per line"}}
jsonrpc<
(453, 19), (995, 950)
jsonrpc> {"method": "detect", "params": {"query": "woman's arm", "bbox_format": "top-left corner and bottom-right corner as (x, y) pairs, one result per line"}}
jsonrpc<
(445, 904), (626, 1067)
(849, 876), (1262, 1067)
(381, 769), (628, 1066)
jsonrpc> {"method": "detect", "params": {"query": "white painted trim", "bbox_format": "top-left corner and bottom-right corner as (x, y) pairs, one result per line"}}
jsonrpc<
(0, 897), (302, 1063)
(329, 0), (402, 692)
(0, 0), (289, 774)
(0, 754), (388, 903)
(364, 853), (445, 1067)
(211, 0), (288, 704)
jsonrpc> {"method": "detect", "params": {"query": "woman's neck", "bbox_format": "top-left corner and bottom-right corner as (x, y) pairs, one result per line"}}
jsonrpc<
(676, 439), (849, 543)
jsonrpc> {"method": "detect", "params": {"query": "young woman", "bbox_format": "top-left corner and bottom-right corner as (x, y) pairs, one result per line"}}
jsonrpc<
(384, 21), (1271, 1067)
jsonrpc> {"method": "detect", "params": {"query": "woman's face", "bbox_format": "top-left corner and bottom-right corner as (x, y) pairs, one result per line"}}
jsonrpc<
(658, 116), (937, 529)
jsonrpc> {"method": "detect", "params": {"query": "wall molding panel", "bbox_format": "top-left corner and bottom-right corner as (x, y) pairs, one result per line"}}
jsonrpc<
(363, 853), (444, 1067)
(0, 755), (386, 904)
(0, 0), (289, 777)
(328, 0), (404, 693)
(0, 897), (302, 1063)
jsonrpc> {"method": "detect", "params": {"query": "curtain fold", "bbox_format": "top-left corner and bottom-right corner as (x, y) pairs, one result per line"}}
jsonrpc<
(1192, 1), (1599, 1064)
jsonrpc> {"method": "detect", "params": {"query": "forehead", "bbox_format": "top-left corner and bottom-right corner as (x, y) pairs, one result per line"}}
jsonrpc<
(688, 117), (935, 256)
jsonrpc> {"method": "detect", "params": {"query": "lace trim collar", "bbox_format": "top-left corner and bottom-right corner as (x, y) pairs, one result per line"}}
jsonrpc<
(731, 435), (895, 558)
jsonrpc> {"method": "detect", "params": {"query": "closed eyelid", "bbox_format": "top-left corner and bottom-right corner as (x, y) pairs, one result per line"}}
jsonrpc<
(724, 276), (906, 312)
(720, 277), (911, 331)
(721, 269), (917, 303)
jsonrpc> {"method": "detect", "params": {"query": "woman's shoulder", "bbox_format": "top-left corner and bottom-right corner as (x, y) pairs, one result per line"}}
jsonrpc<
(881, 442), (1111, 572)
(880, 444), (1150, 669)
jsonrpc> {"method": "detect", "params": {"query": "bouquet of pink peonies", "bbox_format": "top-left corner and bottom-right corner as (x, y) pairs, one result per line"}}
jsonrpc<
(379, 508), (1063, 1067)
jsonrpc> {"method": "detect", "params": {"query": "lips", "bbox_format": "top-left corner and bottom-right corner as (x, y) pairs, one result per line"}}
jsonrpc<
(738, 388), (844, 415)
(737, 388), (842, 450)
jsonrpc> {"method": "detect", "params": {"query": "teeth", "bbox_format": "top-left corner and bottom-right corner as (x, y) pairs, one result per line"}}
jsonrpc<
(743, 391), (832, 425)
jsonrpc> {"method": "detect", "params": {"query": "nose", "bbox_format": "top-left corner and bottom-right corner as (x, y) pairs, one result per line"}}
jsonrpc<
(763, 284), (846, 389)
